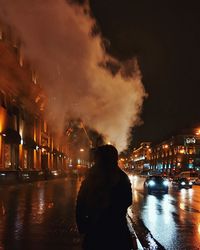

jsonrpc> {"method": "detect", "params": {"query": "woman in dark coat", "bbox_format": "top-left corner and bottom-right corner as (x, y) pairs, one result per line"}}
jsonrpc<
(76, 144), (135, 250)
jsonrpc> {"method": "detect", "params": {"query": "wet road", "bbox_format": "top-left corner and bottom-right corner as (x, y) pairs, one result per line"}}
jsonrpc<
(1, 176), (200, 250)
(0, 177), (82, 250)
(129, 175), (200, 250)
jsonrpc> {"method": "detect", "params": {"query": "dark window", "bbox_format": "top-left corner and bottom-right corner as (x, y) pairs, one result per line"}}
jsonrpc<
(6, 97), (13, 116)
(20, 108), (25, 120)
(0, 91), (6, 108)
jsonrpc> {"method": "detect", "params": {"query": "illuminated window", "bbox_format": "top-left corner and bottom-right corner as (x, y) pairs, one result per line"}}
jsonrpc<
(4, 144), (11, 169)
(189, 158), (194, 164)
(188, 147), (195, 154)
(178, 146), (185, 154)
(23, 149), (28, 169)
(32, 70), (37, 84)
(43, 121), (47, 133)
(177, 157), (181, 163)
(19, 48), (23, 67)
(0, 23), (6, 41)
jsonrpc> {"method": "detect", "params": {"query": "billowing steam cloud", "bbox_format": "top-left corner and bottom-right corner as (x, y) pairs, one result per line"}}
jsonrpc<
(0, 0), (146, 152)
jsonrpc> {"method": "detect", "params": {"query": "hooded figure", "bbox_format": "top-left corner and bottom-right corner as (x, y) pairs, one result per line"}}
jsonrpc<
(76, 145), (135, 250)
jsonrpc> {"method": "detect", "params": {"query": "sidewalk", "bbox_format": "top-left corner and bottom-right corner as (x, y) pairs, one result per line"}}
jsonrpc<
(127, 213), (144, 250)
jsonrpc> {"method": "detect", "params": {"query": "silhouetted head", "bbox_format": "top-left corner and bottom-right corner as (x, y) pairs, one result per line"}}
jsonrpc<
(94, 144), (118, 169)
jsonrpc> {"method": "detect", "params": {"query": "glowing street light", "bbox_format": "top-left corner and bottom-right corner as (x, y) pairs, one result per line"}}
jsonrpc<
(195, 129), (200, 135)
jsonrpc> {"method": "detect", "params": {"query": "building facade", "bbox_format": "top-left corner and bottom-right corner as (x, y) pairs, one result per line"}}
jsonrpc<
(131, 142), (151, 171)
(131, 129), (200, 175)
(0, 20), (68, 180)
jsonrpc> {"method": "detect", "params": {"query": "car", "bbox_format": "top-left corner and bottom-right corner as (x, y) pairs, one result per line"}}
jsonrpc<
(172, 177), (193, 189)
(144, 175), (169, 194)
(194, 177), (200, 185)
(176, 171), (198, 184)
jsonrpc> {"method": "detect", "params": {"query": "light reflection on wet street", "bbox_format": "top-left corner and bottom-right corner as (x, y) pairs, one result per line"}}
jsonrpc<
(1, 176), (200, 250)
(0, 177), (82, 250)
(129, 175), (200, 249)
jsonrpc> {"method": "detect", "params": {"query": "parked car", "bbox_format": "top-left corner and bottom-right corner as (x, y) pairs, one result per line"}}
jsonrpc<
(144, 175), (169, 194)
(172, 177), (193, 189)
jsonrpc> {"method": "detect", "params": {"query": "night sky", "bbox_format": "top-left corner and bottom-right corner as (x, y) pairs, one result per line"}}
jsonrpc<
(87, 0), (200, 147)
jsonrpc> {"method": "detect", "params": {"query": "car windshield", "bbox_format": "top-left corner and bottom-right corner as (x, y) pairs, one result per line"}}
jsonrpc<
(179, 178), (189, 182)
(190, 173), (198, 177)
(149, 176), (164, 181)
(179, 178), (188, 182)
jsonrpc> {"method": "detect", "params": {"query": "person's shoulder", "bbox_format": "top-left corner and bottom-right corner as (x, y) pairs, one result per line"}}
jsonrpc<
(118, 168), (130, 181)
(118, 167), (128, 176)
(80, 167), (98, 184)
(86, 166), (98, 177)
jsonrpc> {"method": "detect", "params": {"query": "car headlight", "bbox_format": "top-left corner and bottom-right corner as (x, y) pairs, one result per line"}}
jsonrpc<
(189, 181), (193, 185)
(163, 180), (169, 186)
(181, 181), (186, 185)
(148, 180), (155, 186)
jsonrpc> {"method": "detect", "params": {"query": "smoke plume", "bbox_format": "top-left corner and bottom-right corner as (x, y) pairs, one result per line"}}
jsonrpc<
(0, 0), (146, 152)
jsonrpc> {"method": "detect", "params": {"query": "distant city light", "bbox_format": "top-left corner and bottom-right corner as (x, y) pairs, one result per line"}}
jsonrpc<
(195, 129), (200, 135)
(179, 149), (185, 154)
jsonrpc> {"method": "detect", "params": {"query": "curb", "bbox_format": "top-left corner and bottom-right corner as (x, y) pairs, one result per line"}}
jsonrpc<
(127, 211), (144, 250)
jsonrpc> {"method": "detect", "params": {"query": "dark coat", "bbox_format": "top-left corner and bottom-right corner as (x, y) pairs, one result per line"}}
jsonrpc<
(76, 165), (134, 250)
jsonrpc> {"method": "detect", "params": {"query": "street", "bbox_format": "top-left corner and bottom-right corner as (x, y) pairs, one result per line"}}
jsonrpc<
(0, 178), (82, 250)
(0, 1), (200, 250)
(129, 175), (200, 249)
(1, 176), (200, 250)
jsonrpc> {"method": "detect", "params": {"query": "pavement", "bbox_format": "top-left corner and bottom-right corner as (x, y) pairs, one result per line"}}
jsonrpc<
(127, 213), (144, 250)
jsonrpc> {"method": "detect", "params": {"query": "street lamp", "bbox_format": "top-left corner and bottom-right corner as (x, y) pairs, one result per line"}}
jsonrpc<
(195, 129), (200, 135)
(79, 148), (85, 165)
